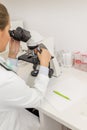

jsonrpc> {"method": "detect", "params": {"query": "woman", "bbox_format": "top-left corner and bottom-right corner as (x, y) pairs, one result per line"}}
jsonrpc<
(0, 3), (51, 130)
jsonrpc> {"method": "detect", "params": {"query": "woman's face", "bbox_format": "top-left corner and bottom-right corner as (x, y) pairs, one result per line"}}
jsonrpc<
(0, 22), (10, 52)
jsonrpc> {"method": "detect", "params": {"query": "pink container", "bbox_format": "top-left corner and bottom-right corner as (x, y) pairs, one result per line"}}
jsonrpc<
(73, 51), (81, 69)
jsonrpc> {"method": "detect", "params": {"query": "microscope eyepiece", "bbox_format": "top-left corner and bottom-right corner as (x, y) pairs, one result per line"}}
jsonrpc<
(9, 27), (31, 42)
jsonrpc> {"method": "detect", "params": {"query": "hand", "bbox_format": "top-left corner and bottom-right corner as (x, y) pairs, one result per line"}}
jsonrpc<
(37, 48), (51, 67)
(8, 38), (20, 59)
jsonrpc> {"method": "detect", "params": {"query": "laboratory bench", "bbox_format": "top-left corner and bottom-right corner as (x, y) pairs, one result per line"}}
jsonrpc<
(17, 61), (87, 130)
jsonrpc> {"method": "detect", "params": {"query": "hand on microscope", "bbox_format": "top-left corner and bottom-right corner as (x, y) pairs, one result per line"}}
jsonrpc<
(36, 48), (51, 67)
(8, 38), (20, 59)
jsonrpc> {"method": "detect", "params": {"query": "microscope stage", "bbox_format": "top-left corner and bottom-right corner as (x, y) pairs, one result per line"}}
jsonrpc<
(18, 53), (34, 63)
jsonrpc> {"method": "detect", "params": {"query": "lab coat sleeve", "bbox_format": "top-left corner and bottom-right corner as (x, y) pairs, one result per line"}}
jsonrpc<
(0, 68), (49, 108)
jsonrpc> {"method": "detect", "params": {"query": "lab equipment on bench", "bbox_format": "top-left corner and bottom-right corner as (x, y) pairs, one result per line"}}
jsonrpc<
(9, 27), (60, 78)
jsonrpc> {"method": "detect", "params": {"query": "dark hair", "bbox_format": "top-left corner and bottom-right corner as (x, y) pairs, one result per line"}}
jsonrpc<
(0, 3), (9, 30)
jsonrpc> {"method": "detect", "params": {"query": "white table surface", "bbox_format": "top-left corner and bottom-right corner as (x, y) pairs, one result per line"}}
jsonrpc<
(39, 67), (87, 130)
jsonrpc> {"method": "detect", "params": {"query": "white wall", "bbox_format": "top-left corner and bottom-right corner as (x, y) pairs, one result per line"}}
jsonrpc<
(1, 0), (87, 51)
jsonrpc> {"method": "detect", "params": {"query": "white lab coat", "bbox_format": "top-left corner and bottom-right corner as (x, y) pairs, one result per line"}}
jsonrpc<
(0, 56), (49, 130)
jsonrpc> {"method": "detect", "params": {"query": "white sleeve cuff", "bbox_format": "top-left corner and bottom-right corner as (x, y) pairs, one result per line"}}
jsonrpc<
(39, 65), (49, 76)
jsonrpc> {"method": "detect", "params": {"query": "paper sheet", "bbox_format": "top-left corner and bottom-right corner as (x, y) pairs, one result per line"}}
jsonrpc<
(45, 76), (87, 111)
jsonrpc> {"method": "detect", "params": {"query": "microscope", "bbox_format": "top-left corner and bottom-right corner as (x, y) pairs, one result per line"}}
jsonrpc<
(9, 27), (60, 78)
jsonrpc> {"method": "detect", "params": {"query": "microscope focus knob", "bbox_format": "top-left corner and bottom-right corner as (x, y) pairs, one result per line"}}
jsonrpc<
(31, 70), (39, 77)
(48, 68), (54, 78)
